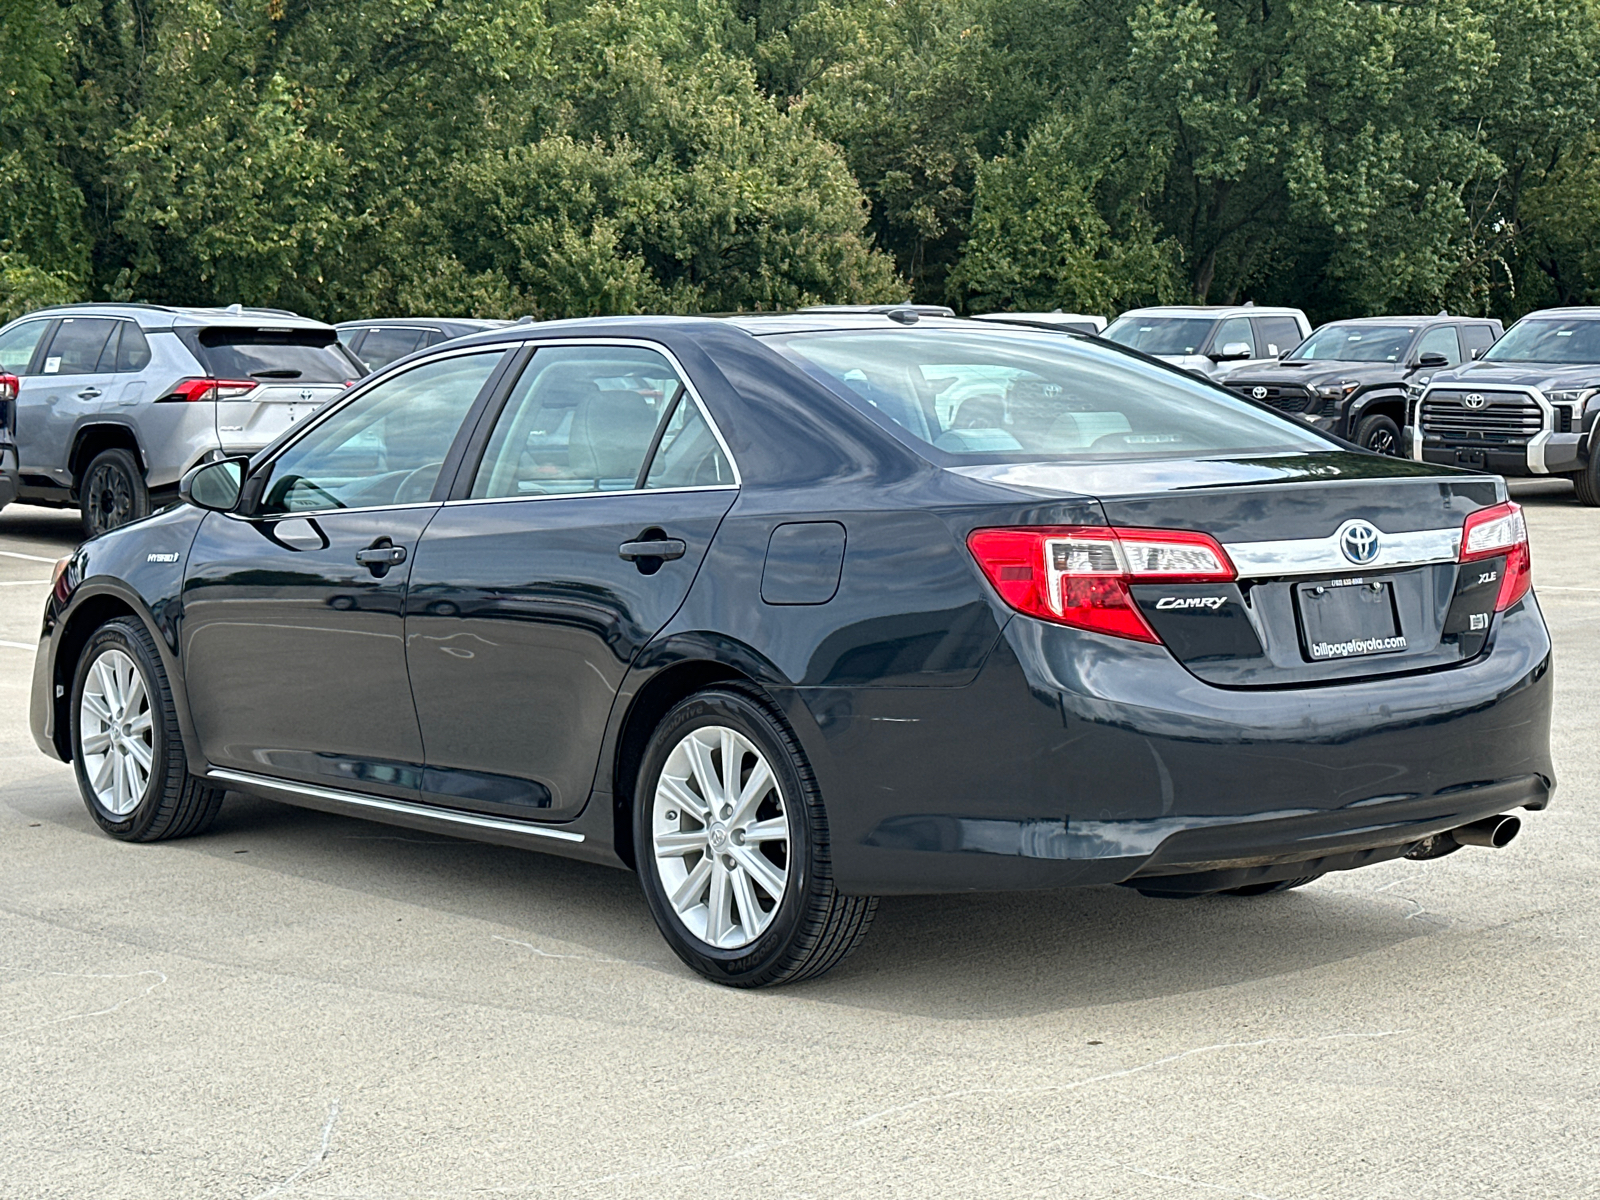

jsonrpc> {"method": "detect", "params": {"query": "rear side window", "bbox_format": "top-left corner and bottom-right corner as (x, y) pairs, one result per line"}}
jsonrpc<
(41, 317), (117, 374)
(356, 327), (428, 370)
(0, 319), (49, 373)
(767, 328), (1333, 462)
(184, 326), (359, 383)
(1255, 317), (1302, 357)
(117, 324), (152, 372)
(1461, 324), (1497, 356)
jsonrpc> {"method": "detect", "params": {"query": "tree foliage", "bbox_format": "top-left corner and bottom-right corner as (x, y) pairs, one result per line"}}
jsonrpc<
(2, 0), (1598, 322)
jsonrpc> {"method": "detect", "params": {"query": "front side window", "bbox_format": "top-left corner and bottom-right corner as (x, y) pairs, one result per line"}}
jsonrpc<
(1292, 324), (1416, 363)
(471, 346), (694, 498)
(766, 328), (1334, 461)
(1211, 316), (1256, 357)
(258, 351), (503, 515)
(1482, 318), (1600, 364)
(41, 317), (118, 375)
(1102, 315), (1216, 356)
(0, 319), (48, 373)
(1414, 325), (1462, 365)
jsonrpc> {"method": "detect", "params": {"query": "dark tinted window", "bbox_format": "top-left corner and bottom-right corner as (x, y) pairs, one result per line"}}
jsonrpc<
(0, 319), (49, 374)
(116, 323), (152, 372)
(1484, 318), (1600, 364)
(1255, 317), (1302, 357)
(42, 317), (117, 375)
(766, 328), (1332, 461)
(1293, 323), (1415, 362)
(1461, 324), (1497, 355)
(190, 326), (358, 383)
(356, 327), (428, 370)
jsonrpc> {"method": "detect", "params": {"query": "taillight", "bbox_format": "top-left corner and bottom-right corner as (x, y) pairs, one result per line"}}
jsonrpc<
(967, 526), (1236, 643)
(157, 378), (259, 402)
(51, 555), (75, 604)
(0, 373), (17, 402)
(1459, 501), (1531, 611)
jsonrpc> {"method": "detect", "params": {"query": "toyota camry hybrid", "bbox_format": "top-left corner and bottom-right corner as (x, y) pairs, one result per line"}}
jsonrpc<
(29, 313), (1554, 986)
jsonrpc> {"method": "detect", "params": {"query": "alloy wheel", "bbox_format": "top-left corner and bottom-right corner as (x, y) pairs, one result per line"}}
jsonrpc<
(1365, 428), (1398, 455)
(86, 462), (134, 533)
(78, 648), (154, 816)
(652, 725), (790, 949)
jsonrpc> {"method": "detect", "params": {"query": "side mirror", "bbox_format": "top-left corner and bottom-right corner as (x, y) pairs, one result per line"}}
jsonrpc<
(1212, 341), (1254, 361)
(179, 456), (249, 512)
(1278, 348), (1294, 360)
(1415, 351), (1450, 369)
(1469, 347), (1485, 360)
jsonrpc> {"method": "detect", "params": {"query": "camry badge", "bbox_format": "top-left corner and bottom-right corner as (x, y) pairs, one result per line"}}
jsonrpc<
(1155, 596), (1227, 611)
(1251, 386), (1269, 400)
(1463, 393), (1488, 409)
(1337, 520), (1382, 566)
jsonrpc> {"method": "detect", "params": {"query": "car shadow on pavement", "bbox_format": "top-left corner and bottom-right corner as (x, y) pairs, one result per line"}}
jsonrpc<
(142, 790), (1434, 1020)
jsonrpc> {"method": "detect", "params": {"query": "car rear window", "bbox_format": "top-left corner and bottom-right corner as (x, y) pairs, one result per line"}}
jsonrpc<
(183, 326), (361, 382)
(764, 327), (1335, 463)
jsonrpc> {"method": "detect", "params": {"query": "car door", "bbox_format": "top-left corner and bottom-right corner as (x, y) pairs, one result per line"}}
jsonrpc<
(404, 342), (739, 818)
(179, 347), (512, 793)
(14, 316), (117, 473)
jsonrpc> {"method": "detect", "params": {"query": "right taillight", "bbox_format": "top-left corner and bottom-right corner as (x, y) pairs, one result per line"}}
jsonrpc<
(967, 525), (1236, 643)
(157, 377), (259, 402)
(1459, 500), (1531, 611)
(0, 373), (17, 403)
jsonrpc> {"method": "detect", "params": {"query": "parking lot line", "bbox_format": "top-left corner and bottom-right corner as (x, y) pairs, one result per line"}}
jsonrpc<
(0, 640), (35, 650)
(0, 549), (59, 563)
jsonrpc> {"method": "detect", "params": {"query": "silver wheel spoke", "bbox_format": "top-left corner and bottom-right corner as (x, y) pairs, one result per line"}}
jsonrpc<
(657, 774), (709, 822)
(654, 829), (708, 857)
(741, 816), (787, 844)
(683, 735), (725, 809)
(81, 692), (114, 725)
(668, 857), (712, 912)
(705, 860), (732, 945)
(730, 866), (765, 939)
(91, 750), (116, 794)
(125, 738), (153, 775)
(80, 731), (112, 755)
(732, 846), (785, 902)
(729, 759), (773, 826)
(123, 670), (147, 717)
(93, 659), (121, 714)
(126, 710), (153, 736)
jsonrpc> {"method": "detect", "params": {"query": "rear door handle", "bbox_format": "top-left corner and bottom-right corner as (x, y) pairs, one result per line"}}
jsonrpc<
(77, 388), (102, 400)
(618, 538), (686, 562)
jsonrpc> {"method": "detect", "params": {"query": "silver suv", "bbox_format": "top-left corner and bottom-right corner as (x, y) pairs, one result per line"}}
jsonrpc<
(1102, 304), (1312, 380)
(0, 304), (363, 535)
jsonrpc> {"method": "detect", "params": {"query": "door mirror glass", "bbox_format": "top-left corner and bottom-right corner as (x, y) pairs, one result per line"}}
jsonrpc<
(1209, 317), (1256, 361)
(181, 457), (248, 511)
(1216, 341), (1254, 359)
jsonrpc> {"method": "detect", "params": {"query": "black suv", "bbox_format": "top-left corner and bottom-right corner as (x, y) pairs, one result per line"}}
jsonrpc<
(1222, 315), (1502, 455)
(1410, 308), (1600, 505)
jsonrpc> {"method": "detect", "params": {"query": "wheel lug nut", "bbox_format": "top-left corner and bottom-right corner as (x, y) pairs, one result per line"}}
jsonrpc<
(720, 805), (732, 819)
(665, 810), (678, 821)
(732, 830), (745, 845)
(722, 855), (735, 870)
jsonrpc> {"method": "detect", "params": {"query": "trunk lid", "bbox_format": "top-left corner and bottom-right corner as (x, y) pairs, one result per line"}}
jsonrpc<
(954, 451), (1509, 687)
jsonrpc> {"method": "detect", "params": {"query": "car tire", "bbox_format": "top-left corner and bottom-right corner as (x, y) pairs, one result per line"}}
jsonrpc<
(70, 617), (224, 842)
(1221, 874), (1324, 897)
(634, 684), (877, 987)
(1355, 414), (1402, 457)
(1572, 458), (1600, 508)
(80, 448), (150, 537)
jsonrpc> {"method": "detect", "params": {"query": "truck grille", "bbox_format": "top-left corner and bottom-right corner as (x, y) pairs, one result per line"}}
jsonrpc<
(1420, 390), (1545, 444)
(1229, 383), (1315, 414)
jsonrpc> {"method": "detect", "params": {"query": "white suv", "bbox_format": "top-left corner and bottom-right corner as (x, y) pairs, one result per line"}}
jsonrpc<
(1102, 305), (1311, 381)
(0, 304), (363, 535)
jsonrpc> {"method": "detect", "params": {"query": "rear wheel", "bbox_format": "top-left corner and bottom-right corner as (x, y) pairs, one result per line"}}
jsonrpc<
(70, 618), (223, 841)
(1355, 413), (1402, 457)
(80, 448), (150, 537)
(635, 685), (876, 987)
(1572, 457), (1600, 507)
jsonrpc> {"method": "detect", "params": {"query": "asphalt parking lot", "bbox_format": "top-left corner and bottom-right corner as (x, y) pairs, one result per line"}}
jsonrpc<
(1, 483), (1595, 1200)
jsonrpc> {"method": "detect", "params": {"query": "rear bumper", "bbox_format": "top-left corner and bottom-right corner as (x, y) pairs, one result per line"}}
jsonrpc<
(804, 598), (1554, 895)
(0, 445), (16, 507)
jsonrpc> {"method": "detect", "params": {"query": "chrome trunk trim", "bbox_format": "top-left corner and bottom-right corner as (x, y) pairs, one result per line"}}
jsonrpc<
(1223, 524), (1461, 578)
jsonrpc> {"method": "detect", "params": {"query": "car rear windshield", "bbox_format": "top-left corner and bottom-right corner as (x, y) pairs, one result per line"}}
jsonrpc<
(1291, 324), (1416, 362)
(1482, 317), (1600, 364)
(763, 328), (1334, 462)
(183, 326), (361, 382)
(1101, 315), (1217, 355)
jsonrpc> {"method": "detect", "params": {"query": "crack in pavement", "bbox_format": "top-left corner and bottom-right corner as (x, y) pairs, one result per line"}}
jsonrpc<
(0, 964), (168, 1039)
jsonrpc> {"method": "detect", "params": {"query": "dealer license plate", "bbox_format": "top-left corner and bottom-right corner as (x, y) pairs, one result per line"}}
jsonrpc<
(1296, 578), (1407, 661)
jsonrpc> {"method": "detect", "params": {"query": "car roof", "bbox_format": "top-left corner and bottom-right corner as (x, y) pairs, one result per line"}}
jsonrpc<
(336, 317), (513, 331)
(1512, 307), (1600, 318)
(18, 302), (333, 332)
(1315, 314), (1494, 326)
(1113, 306), (1305, 319)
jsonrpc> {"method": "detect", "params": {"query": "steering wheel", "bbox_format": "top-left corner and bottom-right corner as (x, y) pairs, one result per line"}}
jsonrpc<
(394, 462), (444, 505)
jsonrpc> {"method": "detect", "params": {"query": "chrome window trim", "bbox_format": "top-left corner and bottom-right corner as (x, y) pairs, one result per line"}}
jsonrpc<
(1415, 381), (1554, 474)
(223, 500), (442, 522)
(471, 336), (743, 491)
(444, 483), (737, 510)
(1223, 524), (1462, 579)
(207, 768), (586, 843)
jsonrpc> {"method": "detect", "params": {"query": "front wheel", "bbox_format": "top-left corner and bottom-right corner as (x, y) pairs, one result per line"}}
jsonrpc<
(70, 617), (224, 841)
(80, 447), (150, 537)
(1572, 457), (1600, 507)
(635, 685), (877, 987)
(1355, 413), (1402, 457)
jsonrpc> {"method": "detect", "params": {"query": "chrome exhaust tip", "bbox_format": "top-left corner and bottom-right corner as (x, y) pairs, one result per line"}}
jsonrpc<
(1449, 813), (1522, 850)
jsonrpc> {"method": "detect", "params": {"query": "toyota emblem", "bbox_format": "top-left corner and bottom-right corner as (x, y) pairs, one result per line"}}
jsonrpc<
(1463, 393), (1488, 409)
(1337, 519), (1382, 566)
(300, 388), (315, 402)
(1251, 386), (1269, 400)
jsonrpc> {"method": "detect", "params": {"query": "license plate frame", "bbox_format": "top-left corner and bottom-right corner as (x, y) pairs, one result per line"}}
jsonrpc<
(1295, 577), (1407, 661)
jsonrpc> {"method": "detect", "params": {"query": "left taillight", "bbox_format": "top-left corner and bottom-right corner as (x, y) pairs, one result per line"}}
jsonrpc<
(1459, 500), (1531, 611)
(157, 377), (259, 403)
(0, 373), (17, 402)
(967, 525), (1236, 643)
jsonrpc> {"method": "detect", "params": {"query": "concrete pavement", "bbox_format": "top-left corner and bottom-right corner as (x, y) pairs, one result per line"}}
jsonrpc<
(0, 484), (1594, 1199)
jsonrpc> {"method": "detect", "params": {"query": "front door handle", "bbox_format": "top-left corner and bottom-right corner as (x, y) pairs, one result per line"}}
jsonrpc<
(618, 538), (686, 562)
(77, 388), (102, 400)
(355, 538), (407, 575)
